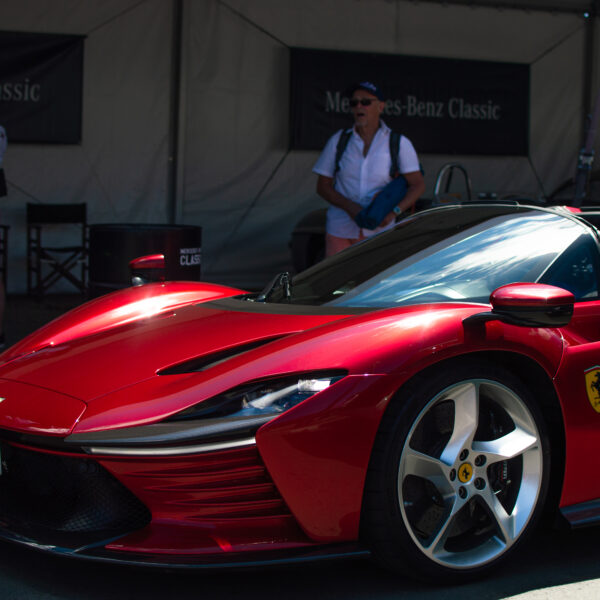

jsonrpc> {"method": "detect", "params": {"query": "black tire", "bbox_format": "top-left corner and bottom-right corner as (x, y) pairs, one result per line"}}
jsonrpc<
(362, 359), (550, 583)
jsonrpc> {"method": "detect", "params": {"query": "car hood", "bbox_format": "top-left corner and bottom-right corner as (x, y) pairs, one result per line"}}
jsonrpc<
(0, 294), (568, 436)
(0, 298), (355, 406)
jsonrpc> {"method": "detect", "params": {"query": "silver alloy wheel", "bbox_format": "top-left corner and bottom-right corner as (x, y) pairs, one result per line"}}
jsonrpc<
(398, 378), (543, 569)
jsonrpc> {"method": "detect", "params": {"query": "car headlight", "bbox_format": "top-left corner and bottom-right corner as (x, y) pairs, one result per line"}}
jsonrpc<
(67, 371), (346, 456)
(167, 371), (347, 422)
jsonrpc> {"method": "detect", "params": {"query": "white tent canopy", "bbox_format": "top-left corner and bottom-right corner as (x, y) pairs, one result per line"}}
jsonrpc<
(1, 0), (599, 291)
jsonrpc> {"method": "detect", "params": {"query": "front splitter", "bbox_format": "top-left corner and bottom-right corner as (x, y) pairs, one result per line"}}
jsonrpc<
(0, 527), (370, 570)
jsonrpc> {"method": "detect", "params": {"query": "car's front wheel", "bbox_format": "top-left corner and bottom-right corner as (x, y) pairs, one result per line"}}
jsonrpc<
(363, 361), (550, 582)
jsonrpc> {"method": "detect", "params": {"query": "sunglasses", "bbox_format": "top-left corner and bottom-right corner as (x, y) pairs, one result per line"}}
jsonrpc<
(349, 98), (376, 107)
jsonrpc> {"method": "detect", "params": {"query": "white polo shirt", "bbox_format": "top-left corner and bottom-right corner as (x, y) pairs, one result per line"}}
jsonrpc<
(0, 126), (6, 167)
(313, 121), (420, 238)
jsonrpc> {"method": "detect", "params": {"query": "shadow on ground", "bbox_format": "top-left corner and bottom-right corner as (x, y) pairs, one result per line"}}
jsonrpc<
(0, 526), (599, 600)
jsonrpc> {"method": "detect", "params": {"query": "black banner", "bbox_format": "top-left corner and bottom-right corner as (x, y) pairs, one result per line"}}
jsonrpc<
(0, 31), (84, 144)
(290, 48), (529, 156)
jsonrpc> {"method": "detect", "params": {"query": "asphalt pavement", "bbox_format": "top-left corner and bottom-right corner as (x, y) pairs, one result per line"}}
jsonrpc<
(0, 525), (600, 599)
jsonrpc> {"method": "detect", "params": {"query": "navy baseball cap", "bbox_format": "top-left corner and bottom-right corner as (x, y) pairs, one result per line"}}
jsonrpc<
(347, 81), (384, 101)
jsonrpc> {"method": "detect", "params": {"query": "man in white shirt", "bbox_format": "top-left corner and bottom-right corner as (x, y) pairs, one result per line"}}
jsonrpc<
(313, 81), (425, 256)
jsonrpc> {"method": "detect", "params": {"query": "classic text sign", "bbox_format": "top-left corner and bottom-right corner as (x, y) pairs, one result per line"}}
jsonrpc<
(0, 31), (84, 143)
(290, 48), (529, 156)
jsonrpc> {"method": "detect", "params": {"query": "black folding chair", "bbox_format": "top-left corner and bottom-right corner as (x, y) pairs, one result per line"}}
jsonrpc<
(27, 203), (88, 296)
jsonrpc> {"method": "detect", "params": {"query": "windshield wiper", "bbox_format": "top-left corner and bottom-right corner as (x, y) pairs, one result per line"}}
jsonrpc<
(255, 271), (292, 302)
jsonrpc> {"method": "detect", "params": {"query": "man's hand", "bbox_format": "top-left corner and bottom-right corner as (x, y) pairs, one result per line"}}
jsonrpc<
(379, 211), (396, 227)
(316, 175), (362, 218)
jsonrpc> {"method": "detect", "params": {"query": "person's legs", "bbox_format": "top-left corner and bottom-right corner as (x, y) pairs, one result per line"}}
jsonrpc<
(325, 233), (358, 257)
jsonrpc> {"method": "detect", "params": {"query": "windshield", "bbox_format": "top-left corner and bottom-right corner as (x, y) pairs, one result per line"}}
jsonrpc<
(270, 205), (597, 307)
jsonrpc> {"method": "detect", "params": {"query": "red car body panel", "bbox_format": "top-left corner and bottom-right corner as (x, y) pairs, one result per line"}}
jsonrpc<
(1, 281), (245, 364)
(256, 309), (567, 542)
(551, 300), (600, 507)
(98, 445), (318, 557)
(0, 317), (359, 433)
(93, 297), (568, 553)
(0, 380), (85, 435)
(0, 301), (565, 435)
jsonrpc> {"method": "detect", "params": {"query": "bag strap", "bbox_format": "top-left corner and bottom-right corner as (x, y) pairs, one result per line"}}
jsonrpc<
(389, 131), (424, 215)
(334, 128), (353, 176)
(389, 131), (401, 178)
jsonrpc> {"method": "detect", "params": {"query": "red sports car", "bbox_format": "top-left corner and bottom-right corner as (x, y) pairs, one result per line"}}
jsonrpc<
(1, 203), (600, 582)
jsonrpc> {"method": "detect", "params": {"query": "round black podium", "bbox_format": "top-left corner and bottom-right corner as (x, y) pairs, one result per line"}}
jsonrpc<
(88, 224), (202, 297)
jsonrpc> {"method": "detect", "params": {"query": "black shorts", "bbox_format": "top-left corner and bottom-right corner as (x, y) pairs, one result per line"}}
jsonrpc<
(0, 169), (6, 197)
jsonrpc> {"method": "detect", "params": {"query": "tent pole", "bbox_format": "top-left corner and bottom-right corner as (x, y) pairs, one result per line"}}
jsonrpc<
(573, 9), (599, 205)
(167, 0), (183, 224)
(582, 10), (596, 143)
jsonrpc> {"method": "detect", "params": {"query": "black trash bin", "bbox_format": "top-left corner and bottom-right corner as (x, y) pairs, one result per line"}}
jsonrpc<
(88, 224), (202, 297)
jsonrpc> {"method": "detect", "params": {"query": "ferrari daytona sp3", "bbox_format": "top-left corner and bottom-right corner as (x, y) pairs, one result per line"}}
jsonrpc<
(1, 203), (600, 582)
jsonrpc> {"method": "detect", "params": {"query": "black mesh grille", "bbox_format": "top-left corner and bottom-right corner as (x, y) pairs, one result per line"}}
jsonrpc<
(0, 442), (151, 548)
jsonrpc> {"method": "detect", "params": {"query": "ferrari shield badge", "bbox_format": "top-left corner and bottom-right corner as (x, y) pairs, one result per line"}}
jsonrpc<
(585, 366), (600, 413)
(458, 463), (473, 483)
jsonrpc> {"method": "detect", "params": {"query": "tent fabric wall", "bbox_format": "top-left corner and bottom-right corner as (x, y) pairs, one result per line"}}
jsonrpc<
(182, 0), (588, 288)
(0, 0), (172, 293)
(0, 0), (595, 292)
